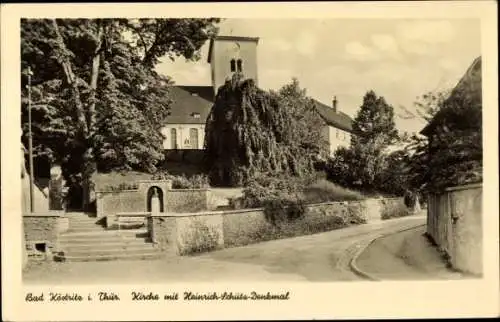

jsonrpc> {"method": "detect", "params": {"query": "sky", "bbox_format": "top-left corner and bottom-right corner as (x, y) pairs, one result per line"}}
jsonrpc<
(155, 18), (481, 134)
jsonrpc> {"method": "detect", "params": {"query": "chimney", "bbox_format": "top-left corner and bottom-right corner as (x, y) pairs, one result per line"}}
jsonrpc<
(332, 96), (338, 113)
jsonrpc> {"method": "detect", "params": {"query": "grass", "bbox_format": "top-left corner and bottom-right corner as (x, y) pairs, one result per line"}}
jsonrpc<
(301, 179), (366, 203)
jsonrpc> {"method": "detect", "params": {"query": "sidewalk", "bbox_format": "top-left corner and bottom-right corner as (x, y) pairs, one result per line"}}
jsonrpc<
(353, 225), (465, 280)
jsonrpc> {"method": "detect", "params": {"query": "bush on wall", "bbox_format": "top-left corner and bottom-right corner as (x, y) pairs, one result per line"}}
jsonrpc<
(239, 174), (306, 224)
(380, 200), (412, 220)
(179, 218), (221, 255)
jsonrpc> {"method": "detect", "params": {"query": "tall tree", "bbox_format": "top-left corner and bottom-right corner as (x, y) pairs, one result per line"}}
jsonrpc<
(21, 18), (220, 209)
(352, 90), (399, 147)
(327, 90), (399, 193)
(204, 76), (325, 187)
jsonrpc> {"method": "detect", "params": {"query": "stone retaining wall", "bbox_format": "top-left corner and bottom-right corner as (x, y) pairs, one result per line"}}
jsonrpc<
(427, 183), (482, 275)
(95, 180), (209, 218)
(23, 211), (66, 261)
(150, 197), (410, 255)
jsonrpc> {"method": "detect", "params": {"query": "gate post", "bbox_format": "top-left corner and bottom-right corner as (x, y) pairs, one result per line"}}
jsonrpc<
(150, 188), (160, 243)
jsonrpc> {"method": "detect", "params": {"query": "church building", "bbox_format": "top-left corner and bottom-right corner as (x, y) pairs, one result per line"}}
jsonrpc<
(160, 35), (354, 156)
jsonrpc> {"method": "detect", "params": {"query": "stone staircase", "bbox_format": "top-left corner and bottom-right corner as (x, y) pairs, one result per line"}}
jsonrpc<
(55, 213), (164, 262)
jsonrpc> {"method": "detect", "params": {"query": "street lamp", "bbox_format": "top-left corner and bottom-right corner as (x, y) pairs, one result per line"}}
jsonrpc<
(26, 67), (35, 213)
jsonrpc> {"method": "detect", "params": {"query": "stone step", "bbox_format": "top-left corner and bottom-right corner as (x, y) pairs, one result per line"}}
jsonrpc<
(65, 216), (99, 220)
(60, 238), (151, 248)
(60, 245), (158, 257)
(68, 222), (104, 227)
(54, 251), (166, 262)
(60, 229), (148, 239)
(66, 227), (108, 233)
(68, 218), (99, 225)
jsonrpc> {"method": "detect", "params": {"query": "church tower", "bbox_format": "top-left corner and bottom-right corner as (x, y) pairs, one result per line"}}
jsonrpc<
(207, 36), (259, 97)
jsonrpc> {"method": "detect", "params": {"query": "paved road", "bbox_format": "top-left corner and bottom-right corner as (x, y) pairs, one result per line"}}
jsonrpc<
(355, 225), (466, 280)
(24, 215), (425, 284)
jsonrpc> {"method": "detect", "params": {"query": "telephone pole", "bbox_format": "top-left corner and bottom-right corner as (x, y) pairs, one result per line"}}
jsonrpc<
(27, 67), (35, 212)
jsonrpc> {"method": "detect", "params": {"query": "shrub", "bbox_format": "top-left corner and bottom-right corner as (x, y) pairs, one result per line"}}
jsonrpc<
(381, 200), (412, 220)
(151, 171), (210, 189)
(302, 179), (365, 203)
(239, 175), (307, 224)
(263, 197), (306, 225)
(346, 202), (369, 224)
(179, 219), (221, 255)
(239, 175), (366, 225)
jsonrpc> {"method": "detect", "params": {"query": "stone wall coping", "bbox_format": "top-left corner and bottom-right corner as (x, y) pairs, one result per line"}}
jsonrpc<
(23, 211), (65, 217)
(136, 180), (172, 183)
(169, 188), (210, 192)
(116, 212), (152, 216)
(95, 189), (138, 193)
(445, 183), (482, 192)
(146, 197), (402, 218)
(152, 207), (265, 218)
(95, 187), (209, 194)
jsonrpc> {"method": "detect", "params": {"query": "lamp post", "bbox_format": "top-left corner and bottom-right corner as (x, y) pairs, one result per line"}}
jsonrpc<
(27, 67), (35, 213)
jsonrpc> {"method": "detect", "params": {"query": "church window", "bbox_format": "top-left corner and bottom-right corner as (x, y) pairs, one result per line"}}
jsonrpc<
(230, 59), (236, 72)
(237, 59), (243, 72)
(190, 128), (199, 149)
(170, 128), (177, 149)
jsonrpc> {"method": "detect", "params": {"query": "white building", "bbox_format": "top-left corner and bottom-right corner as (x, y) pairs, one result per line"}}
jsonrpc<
(161, 35), (354, 156)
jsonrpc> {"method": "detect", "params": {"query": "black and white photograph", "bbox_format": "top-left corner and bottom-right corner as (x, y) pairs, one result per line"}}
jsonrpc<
(2, 1), (498, 320)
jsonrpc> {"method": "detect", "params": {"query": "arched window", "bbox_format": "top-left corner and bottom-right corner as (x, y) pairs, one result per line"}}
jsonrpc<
(237, 59), (243, 72)
(230, 59), (236, 72)
(189, 128), (199, 149)
(170, 128), (177, 149)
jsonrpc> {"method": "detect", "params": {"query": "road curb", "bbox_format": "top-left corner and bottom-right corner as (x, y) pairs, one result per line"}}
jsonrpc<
(349, 223), (426, 281)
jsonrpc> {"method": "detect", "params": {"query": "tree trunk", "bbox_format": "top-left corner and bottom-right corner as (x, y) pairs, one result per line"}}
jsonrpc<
(80, 23), (104, 211)
(81, 145), (96, 211)
(87, 21), (104, 135)
(52, 19), (103, 212)
(51, 19), (88, 136)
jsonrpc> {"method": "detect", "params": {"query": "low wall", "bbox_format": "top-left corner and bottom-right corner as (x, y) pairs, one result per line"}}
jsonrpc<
(165, 189), (210, 212)
(96, 180), (209, 218)
(97, 190), (145, 218)
(151, 197), (410, 255)
(23, 211), (65, 261)
(427, 183), (482, 275)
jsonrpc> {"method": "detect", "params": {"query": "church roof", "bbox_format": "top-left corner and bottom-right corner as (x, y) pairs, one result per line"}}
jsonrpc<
(312, 99), (354, 133)
(166, 86), (215, 124)
(166, 85), (355, 133)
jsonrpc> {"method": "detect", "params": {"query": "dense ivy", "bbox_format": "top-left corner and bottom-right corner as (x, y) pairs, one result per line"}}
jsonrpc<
(204, 75), (324, 187)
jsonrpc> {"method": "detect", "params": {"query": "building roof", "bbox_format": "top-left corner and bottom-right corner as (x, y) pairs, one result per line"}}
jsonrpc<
(166, 86), (214, 124)
(420, 56), (482, 136)
(312, 99), (354, 133)
(166, 85), (355, 133)
(207, 35), (260, 64)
